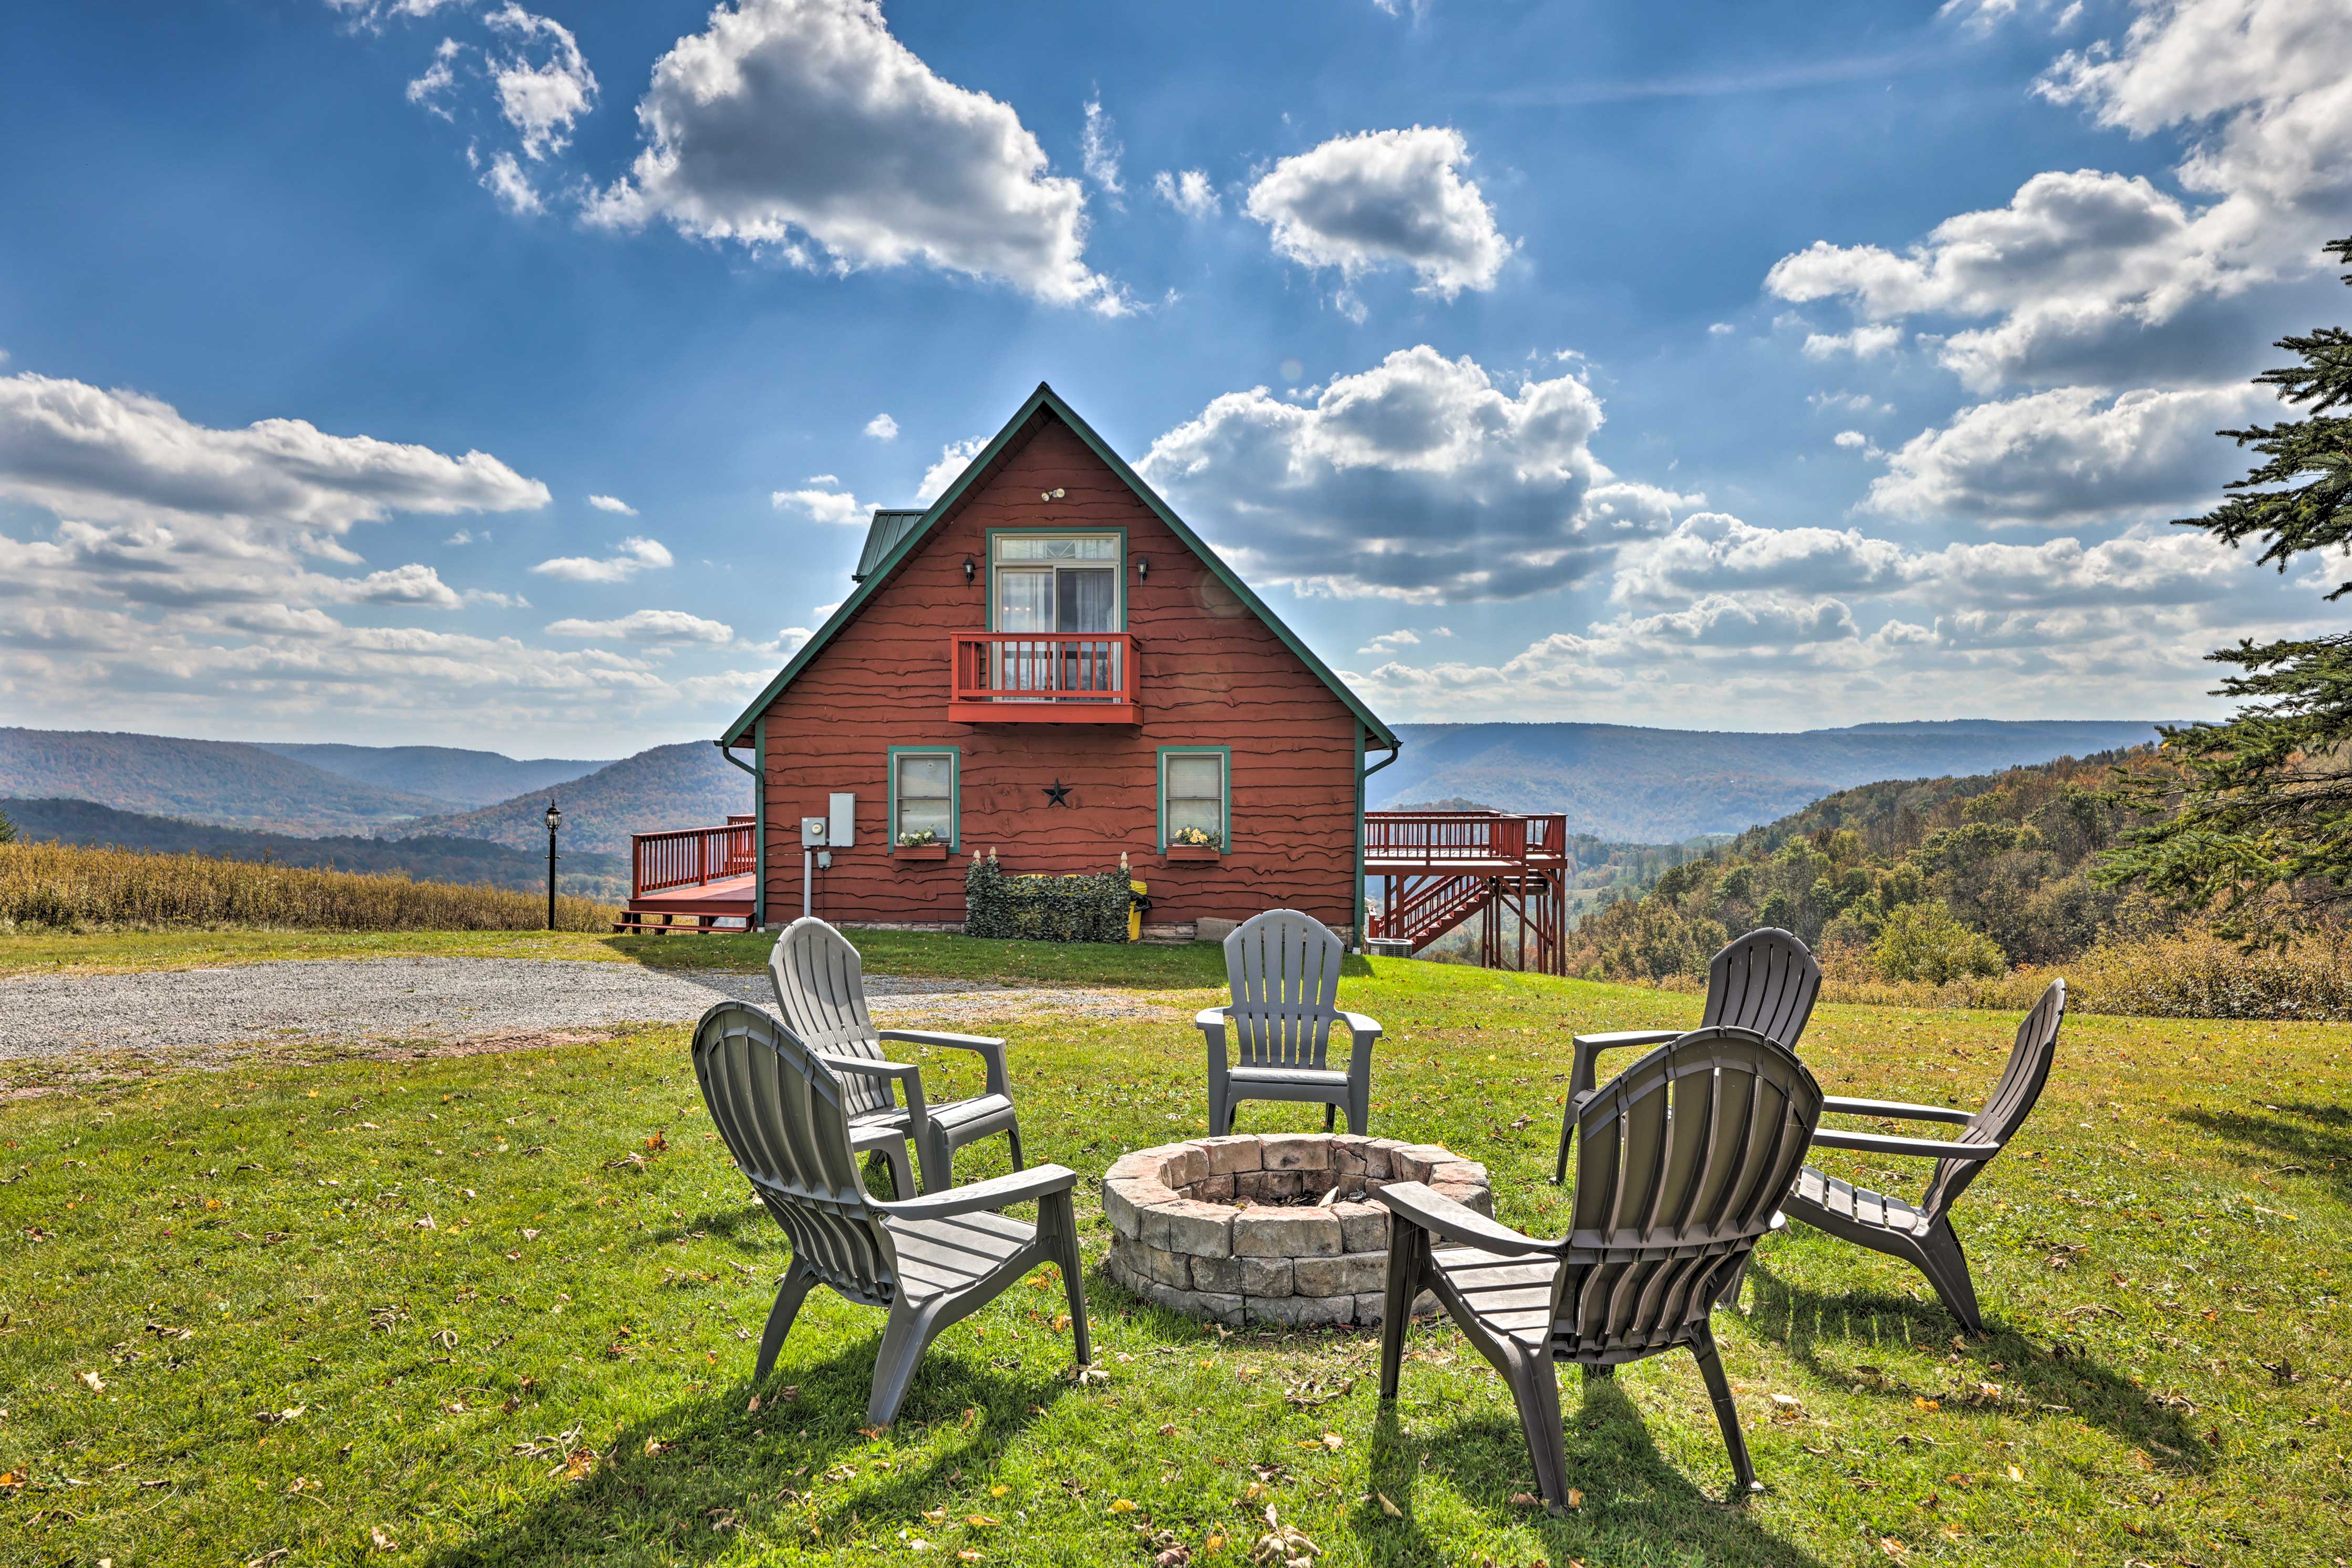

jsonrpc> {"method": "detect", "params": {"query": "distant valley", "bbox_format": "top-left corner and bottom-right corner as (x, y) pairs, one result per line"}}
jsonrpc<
(1374, 719), (2167, 843)
(256, 743), (614, 808)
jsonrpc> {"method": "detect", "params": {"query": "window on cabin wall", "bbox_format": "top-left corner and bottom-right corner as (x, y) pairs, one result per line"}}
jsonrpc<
(991, 533), (1122, 695)
(890, 747), (959, 848)
(1160, 747), (1229, 850)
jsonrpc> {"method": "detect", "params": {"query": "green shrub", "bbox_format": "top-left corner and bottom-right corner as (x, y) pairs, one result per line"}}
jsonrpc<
(1871, 900), (2005, 984)
(963, 852), (1132, 943)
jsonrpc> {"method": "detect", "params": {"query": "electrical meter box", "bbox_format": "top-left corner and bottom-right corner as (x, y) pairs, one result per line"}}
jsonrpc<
(828, 793), (855, 849)
(799, 816), (828, 847)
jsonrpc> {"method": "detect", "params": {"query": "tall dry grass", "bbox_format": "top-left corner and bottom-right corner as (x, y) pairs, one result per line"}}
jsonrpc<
(0, 842), (617, 933)
(1796, 930), (2352, 1021)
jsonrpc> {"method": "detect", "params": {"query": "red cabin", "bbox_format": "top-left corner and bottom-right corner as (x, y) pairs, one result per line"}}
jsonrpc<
(639, 382), (1403, 942)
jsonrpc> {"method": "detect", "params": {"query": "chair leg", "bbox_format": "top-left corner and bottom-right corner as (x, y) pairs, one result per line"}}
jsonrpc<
(1690, 1323), (1759, 1496)
(1004, 1122), (1026, 1171)
(875, 1141), (917, 1203)
(1502, 1344), (1569, 1509)
(1552, 1104), (1574, 1185)
(1377, 1221), (1428, 1401)
(1042, 1189), (1092, 1367)
(754, 1263), (816, 1382)
(1913, 1216), (1984, 1334)
(1348, 1080), (1369, 1137)
(866, 1301), (940, 1428)
(1323, 1101), (1337, 1132)
(919, 1128), (952, 1196)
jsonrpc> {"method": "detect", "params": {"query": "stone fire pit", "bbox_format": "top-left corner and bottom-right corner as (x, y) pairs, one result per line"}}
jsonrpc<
(1102, 1133), (1492, 1327)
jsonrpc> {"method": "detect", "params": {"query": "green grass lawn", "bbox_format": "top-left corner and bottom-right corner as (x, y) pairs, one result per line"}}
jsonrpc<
(2, 931), (2347, 1566)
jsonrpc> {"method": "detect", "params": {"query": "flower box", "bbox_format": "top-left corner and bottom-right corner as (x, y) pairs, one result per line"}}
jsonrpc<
(895, 844), (949, 861)
(1165, 844), (1222, 863)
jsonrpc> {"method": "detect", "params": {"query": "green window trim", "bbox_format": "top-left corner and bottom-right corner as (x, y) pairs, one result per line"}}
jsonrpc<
(887, 745), (961, 851)
(1157, 745), (1231, 853)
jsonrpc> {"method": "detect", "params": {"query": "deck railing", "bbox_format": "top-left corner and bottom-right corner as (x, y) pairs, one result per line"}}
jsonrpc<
(631, 819), (755, 898)
(949, 632), (1138, 720)
(1364, 809), (1568, 867)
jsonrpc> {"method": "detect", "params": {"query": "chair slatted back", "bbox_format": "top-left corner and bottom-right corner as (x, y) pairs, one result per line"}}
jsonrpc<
(1557, 1027), (1822, 1355)
(691, 1001), (898, 1305)
(1224, 910), (1344, 1069)
(1698, 928), (1823, 1050)
(769, 917), (895, 1121)
(1923, 979), (2065, 1218)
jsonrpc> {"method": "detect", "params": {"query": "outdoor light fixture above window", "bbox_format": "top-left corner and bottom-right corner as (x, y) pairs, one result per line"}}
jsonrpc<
(1039, 487), (1064, 501)
(1136, 556), (1149, 579)
(963, 555), (978, 585)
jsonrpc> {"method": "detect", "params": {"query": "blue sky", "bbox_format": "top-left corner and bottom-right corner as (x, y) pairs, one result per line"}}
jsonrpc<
(2, 0), (2345, 754)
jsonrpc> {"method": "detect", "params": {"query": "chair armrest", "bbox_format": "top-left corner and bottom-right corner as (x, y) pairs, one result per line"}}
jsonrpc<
(873, 1162), (1077, 1220)
(1569, 1029), (1680, 1099)
(1340, 1011), (1381, 1082)
(1810, 1129), (2002, 1161)
(1822, 1096), (1975, 1126)
(1338, 1011), (1384, 1042)
(816, 1053), (928, 1129)
(1194, 1006), (1230, 1032)
(880, 1030), (1012, 1098)
(880, 1029), (1007, 1051)
(1374, 1181), (1563, 1259)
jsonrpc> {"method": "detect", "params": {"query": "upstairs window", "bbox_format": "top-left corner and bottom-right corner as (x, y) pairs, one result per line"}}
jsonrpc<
(889, 747), (959, 848)
(1159, 747), (1229, 850)
(991, 532), (1122, 634)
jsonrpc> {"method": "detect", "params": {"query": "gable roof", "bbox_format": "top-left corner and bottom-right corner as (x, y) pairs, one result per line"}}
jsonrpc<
(852, 509), (927, 581)
(721, 381), (1397, 750)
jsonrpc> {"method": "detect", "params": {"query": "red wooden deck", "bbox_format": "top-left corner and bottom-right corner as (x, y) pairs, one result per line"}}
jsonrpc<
(1364, 809), (1570, 974)
(615, 818), (757, 934)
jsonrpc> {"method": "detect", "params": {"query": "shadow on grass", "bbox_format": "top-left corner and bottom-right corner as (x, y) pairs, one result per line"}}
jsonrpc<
(1362, 1381), (1823, 1567)
(2177, 1100), (2352, 1202)
(425, 1332), (1073, 1567)
(1742, 1261), (2214, 1473)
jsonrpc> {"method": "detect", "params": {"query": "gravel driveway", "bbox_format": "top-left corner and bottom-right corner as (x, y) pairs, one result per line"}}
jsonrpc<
(0, 956), (1163, 1062)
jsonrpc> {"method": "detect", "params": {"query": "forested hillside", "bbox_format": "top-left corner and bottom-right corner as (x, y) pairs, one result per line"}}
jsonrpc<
(0, 797), (628, 897)
(1375, 719), (2163, 840)
(1568, 748), (2154, 983)
(395, 741), (751, 855)
(0, 728), (459, 835)
(256, 744), (612, 807)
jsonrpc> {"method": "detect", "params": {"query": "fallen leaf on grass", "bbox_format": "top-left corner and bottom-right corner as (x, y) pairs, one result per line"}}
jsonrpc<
(1109, 1498), (1137, 1514)
(1510, 1492), (1542, 1508)
(78, 1372), (103, 1392)
(369, 1527), (396, 1551)
(2006, 1464), (2024, 1483)
(1565, 1487), (1583, 1509)
(1375, 1492), (1402, 1518)
(1878, 1538), (1908, 1561)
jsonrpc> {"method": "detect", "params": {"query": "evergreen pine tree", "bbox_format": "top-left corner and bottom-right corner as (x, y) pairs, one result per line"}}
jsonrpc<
(2100, 235), (2352, 940)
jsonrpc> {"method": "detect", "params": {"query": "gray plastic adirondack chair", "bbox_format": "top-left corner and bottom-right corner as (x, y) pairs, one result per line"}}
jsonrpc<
(1553, 927), (1822, 1181)
(691, 1000), (1090, 1427)
(1378, 1026), (1823, 1505)
(1197, 909), (1381, 1136)
(1785, 978), (2065, 1333)
(769, 916), (1023, 1195)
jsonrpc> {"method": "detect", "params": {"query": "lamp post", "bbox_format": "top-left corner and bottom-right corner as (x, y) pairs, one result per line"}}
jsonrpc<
(543, 801), (562, 931)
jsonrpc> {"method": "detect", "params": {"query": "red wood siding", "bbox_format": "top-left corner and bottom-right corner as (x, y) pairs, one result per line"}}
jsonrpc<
(753, 413), (1362, 931)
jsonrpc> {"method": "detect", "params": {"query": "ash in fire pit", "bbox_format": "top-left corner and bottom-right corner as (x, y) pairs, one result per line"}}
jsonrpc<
(1102, 1133), (1491, 1327)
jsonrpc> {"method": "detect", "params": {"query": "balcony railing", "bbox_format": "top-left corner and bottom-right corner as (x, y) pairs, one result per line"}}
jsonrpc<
(631, 818), (755, 898)
(1363, 810), (1570, 868)
(949, 632), (1140, 722)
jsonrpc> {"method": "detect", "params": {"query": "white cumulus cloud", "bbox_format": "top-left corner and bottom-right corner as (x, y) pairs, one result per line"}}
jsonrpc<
(484, 4), (596, 161)
(1081, 95), (1123, 204)
(863, 412), (899, 441)
(1244, 127), (1511, 300)
(915, 438), (985, 504)
(585, 493), (637, 514)
(544, 608), (735, 643)
(1154, 169), (1220, 219)
(1137, 345), (1688, 602)
(529, 535), (674, 581)
(772, 485), (869, 526)
(584, 0), (1122, 311)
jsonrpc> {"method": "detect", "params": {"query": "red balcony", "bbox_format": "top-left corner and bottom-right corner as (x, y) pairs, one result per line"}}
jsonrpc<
(949, 633), (1139, 723)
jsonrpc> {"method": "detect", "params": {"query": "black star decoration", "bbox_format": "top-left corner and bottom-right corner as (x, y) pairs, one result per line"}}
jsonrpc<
(1041, 779), (1073, 807)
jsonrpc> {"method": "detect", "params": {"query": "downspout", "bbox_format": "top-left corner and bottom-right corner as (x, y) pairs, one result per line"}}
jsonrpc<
(1354, 725), (1400, 951)
(716, 734), (765, 931)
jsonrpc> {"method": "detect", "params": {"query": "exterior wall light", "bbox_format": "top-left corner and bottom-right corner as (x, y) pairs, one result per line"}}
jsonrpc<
(963, 555), (977, 585)
(1136, 556), (1149, 579)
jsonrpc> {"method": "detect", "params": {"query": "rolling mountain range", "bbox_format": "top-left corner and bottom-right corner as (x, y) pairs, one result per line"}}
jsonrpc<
(256, 743), (614, 808)
(0, 796), (628, 896)
(391, 742), (752, 856)
(1373, 719), (2169, 843)
(0, 727), (460, 836)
